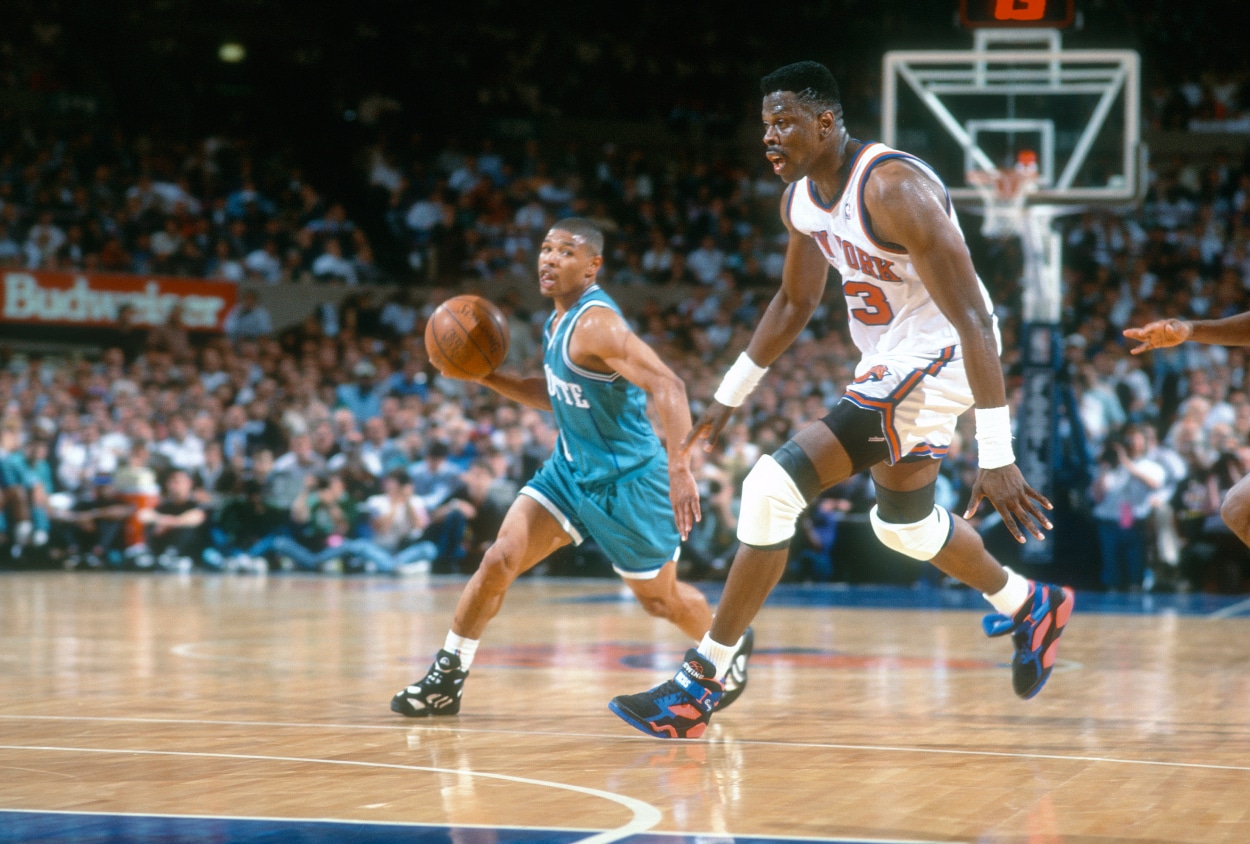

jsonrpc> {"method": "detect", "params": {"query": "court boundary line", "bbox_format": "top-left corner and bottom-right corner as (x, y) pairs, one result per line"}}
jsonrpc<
(0, 808), (955, 844)
(3, 714), (1248, 773)
(1207, 597), (1250, 620)
(0, 745), (661, 844)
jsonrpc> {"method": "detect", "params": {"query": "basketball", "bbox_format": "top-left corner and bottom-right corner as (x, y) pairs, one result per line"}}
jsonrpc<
(424, 295), (510, 378)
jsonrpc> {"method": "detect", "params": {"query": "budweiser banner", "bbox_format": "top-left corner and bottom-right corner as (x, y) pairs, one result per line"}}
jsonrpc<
(1, 270), (236, 332)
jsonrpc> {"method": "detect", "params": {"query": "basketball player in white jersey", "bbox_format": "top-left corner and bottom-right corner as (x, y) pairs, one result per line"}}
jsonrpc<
(610, 61), (1075, 740)
(1125, 312), (1250, 547)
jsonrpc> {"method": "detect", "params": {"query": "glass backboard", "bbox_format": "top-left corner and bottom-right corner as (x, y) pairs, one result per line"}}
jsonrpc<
(882, 29), (1143, 206)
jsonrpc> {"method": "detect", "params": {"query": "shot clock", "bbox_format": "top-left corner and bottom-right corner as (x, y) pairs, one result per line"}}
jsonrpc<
(959, 0), (1075, 28)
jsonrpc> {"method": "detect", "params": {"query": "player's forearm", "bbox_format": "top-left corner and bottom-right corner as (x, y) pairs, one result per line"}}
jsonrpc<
(746, 285), (822, 366)
(649, 376), (694, 465)
(1187, 312), (1250, 346)
(478, 370), (553, 411)
(953, 310), (1008, 409)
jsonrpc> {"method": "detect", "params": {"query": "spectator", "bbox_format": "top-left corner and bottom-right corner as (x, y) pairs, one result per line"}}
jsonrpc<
(266, 473), (355, 572)
(224, 290), (274, 339)
(312, 238), (358, 284)
(137, 469), (207, 571)
(346, 469), (438, 574)
(269, 432), (326, 508)
(47, 473), (132, 568)
(449, 458), (515, 569)
(408, 440), (462, 510)
(1092, 426), (1167, 591)
(336, 359), (386, 422)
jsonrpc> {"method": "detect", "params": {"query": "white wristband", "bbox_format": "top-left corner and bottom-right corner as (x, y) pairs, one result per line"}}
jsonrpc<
(974, 406), (1015, 469)
(713, 352), (769, 408)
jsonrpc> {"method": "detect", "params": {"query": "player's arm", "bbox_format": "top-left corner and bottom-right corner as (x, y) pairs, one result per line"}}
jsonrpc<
(1124, 311), (1250, 354)
(685, 184), (830, 450)
(433, 358), (552, 410)
(747, 187), (831, 366)
(863, 160), (1051, 543)
(569, 308), (700, 539)
(473, 369), (553, 411)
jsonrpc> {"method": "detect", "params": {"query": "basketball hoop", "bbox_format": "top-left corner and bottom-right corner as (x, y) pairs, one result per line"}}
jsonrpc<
(967, 150), (1039, 238)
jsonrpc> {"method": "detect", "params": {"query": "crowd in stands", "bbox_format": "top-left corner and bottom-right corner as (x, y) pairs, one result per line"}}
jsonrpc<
(7, 114), (1250, 592)
(4, 111), (1250, 593)
(0, 127), (386, 285)
(5, 30), (1250, 590)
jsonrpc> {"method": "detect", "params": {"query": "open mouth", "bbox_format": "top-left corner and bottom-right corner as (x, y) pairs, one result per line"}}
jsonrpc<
(765, 151), (786, 174)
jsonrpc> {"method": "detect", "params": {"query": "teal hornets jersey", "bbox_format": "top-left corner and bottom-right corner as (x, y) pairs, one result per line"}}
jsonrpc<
(542, 285), (663, 486)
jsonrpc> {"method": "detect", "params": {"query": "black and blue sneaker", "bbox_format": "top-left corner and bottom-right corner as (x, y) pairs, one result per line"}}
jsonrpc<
(390, 650), (468, 717)
(609, 649), (723, 738)
(983, 581), (1074, 699)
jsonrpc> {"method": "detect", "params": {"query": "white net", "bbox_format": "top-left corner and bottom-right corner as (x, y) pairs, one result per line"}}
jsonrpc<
(967, 153), (1040, 238)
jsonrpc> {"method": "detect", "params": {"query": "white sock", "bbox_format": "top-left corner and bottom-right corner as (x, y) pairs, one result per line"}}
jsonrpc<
(983, 567), (1031, 616)
(443, 631), (479, 671)
(697, 632), (743, 681)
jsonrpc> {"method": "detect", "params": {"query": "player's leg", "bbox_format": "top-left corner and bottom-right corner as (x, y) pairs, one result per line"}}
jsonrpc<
(391, 495), (571, 718)
(610, 415), (862, 738)
(871, 457), (1073, 700)
(621, 559), (712, 641)
(451, 495), (571, 638)
(707, 421), (855, 644)
(872, 458), (1008, 593)
(1219, 472), (1250, 547)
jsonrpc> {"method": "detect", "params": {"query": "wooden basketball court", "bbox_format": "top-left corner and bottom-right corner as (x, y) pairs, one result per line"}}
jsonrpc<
(2, 570), (1249, 842)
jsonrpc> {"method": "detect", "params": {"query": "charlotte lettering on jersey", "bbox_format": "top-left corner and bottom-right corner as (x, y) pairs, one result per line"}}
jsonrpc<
(544, 363), (591, 408)
(811, 231), (901, 282)
(1, 270), (234, 330)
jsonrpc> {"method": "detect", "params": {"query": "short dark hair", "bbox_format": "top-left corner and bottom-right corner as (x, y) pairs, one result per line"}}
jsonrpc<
(387, 467), (411, 486)
(761, 61), (841, 116)
(550, 217), (604, 257)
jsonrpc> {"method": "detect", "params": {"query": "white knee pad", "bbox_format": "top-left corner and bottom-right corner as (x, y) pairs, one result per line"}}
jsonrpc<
(736, 454), (808, 547)
(869, 505), (953, 561)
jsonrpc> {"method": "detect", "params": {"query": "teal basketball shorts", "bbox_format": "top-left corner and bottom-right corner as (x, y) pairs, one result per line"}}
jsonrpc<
(520, 454), (681, 579)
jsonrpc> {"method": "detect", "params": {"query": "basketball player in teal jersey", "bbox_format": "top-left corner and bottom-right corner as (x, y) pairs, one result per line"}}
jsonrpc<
(391, 218), (753, 719)
(1126, 313), (1250, 547)
(611, 62), (1073, 740)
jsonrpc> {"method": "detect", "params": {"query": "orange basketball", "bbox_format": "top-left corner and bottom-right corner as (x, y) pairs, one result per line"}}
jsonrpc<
(424, 295), (510, 378)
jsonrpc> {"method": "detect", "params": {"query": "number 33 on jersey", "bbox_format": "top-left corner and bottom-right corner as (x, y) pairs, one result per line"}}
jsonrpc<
(785, 141), (997, 358)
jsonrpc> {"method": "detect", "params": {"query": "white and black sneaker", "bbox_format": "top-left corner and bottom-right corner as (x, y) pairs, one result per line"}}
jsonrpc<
(390, 650), (468, 717)
(717, 627), (754, 711)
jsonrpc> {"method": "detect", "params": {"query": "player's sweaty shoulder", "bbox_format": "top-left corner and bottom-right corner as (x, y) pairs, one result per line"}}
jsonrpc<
(863, 158), (947, 227)
(570, 304), (630, 358)
(867, 157), (942, 198)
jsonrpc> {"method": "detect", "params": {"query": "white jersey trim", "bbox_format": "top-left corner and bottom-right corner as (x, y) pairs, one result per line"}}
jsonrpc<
(560, 300), (621, 383)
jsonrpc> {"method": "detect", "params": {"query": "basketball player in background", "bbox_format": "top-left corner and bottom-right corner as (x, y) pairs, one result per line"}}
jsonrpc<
(1125, 312), (1250, 546)
(611, 62), (1073, 739)
(391, 218), (753, 718)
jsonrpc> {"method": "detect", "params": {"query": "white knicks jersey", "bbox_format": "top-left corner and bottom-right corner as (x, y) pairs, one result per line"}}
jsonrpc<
(786, 141), (997, 359)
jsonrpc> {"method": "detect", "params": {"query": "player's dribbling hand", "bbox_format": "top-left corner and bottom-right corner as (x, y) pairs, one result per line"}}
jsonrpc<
(681, 401), (735, 453)
(963, 464), (1053, 544)
(1123, 319), (1191, 355)
(668, 466), (702, 540)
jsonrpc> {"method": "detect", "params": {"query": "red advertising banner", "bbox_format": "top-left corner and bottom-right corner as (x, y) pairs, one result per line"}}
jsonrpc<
(1, 270), (236, 332)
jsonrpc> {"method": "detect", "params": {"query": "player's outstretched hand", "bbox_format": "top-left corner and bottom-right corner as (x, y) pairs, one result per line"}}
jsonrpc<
(668, 466), (702, 540)
(681, 401), (735, 453)
(1123, 319), (1191, 355)
(963, 464), (1053, 544)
